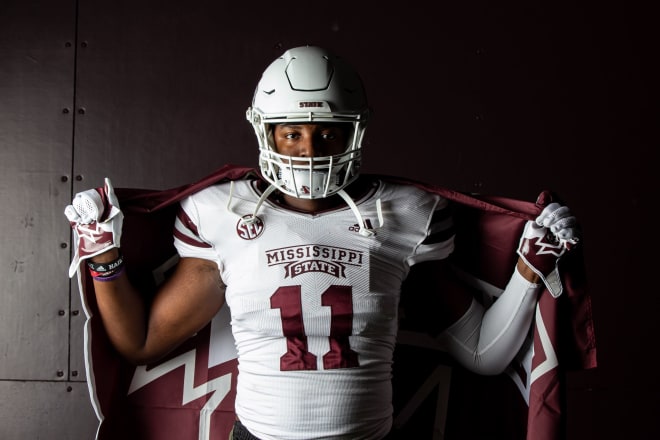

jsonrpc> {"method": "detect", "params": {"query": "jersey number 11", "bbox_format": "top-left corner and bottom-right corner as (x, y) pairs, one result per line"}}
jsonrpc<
(271, 285), (360, 371)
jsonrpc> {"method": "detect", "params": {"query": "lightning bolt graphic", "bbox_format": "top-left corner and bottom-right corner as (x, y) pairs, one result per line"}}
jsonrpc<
(128, 349), (233, 440)
(505, 339), (533, 405)
(503, 302), (560, 407)
(531, 236), (564, 257)
(78, 224), (100, 244)
(530, 305), (558, 384)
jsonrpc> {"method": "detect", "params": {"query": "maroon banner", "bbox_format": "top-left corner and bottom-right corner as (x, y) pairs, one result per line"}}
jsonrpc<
(75, 164), (596, 439)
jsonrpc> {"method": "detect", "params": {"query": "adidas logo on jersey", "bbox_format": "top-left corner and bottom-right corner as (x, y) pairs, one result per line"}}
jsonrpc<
(348, 219), (373, 233)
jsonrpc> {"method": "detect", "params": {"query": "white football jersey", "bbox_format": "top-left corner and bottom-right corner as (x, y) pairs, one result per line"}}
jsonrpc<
(173, 178), (454, 440)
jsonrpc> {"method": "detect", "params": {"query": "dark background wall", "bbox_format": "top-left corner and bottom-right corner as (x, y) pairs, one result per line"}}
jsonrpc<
(1, 1), (657, 438)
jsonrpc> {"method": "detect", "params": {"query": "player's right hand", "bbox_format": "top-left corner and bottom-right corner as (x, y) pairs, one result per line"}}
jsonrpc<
(64, 178), (123, 278)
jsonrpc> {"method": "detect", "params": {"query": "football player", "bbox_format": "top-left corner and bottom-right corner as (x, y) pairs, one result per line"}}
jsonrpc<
(65, 46), (579, 440)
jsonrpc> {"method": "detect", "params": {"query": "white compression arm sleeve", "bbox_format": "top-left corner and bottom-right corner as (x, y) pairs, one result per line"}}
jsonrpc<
(438, 268), (541, 375)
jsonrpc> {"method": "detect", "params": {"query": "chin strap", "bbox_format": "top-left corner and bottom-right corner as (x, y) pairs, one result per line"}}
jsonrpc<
(337, 189), (383, 237)
(227, 181), (278, 226)
(228, 181), (383, 237)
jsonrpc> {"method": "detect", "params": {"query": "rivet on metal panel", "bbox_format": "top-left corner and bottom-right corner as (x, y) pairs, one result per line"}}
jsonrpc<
(67, 386), (73, 392)
(75, 175), (83, 181)
(65, 42), (72, 48)
(60, 243), (68, 248)
(61, 175), (69, 182)
(56, 370), (64, 377)
(72, 310), (79, 316)
(81, 41), (88, 48)
(77, 108), (85, 115)
(58, 310), (65, 316)
(71, 370), (78, 377)
(62, 108), (70, 114)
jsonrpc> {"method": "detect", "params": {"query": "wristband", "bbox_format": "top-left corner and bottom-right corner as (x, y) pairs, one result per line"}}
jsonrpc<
(87, 253), (124, 274)
(89, 267), (122, 278)
(91, 266), (125, 282)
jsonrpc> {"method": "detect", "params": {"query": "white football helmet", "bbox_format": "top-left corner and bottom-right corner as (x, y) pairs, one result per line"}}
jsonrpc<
(246, 46), (370, 199)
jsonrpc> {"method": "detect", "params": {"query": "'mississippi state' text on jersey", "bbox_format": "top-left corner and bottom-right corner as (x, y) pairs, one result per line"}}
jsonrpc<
(173, 178), (454, 440)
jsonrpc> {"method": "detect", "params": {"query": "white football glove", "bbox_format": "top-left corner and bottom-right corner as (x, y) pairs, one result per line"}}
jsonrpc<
(64, 178), (123, 277)
(516, 202), (580, 297)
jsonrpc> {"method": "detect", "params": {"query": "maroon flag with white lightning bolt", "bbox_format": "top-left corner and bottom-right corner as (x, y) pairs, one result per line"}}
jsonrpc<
(74, 164), (596, 440)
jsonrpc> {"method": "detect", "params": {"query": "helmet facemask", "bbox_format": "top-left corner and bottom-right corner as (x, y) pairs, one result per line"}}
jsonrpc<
(251, 117), (366, 199)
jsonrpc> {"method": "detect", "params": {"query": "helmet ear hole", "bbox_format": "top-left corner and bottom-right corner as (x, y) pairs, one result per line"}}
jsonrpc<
(265, 125), (275, 150)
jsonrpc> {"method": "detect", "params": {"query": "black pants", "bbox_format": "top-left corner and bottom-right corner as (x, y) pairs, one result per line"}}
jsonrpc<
(229, 420), (260, 440)
(229, 420), (398, 440)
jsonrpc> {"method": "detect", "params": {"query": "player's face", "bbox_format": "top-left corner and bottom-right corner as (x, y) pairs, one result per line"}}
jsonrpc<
(273, 123), (348, 158)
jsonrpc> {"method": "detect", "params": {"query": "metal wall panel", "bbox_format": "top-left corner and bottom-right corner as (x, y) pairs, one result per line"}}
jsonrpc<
(69, 278), (89, 382)
(0, 0), (77, 380)
(0, 1), (100, 437)
(0, 381), (98, 439)
(73, 1), (263, 191)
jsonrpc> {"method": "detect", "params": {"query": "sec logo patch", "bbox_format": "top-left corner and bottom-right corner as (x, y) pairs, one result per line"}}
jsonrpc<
(236, 215), (264, 240)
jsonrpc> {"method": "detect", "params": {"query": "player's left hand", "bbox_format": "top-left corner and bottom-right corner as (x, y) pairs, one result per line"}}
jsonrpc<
(517, 202), (580, 297)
